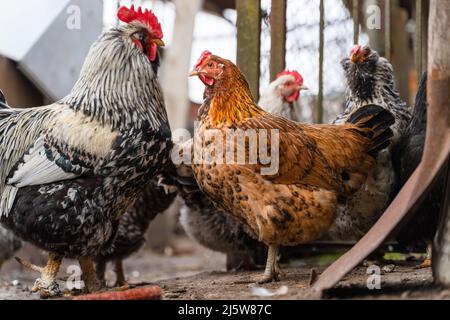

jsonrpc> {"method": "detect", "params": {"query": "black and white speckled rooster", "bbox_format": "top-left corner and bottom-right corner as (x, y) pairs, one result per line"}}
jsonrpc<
(326, 45), (411, 240)
(0, 6), (172, 297)
(0, 90), (22, 269)
(177, 70), (307, 270)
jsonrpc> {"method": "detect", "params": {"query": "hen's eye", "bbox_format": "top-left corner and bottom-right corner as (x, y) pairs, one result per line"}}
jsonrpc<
(207, 62), (214, 67)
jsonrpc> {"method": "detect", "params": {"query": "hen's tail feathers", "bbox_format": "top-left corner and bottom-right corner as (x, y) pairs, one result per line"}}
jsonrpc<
(409, 72), (427, 136)
(347, 104), (395, 158)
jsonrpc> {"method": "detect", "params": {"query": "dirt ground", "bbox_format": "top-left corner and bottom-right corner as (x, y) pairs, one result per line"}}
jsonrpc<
(0, 235), (448, 300)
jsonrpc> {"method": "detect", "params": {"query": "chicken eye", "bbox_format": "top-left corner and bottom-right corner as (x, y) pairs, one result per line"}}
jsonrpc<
(207, 62), (214, 68)
(132, 32), (146, 46)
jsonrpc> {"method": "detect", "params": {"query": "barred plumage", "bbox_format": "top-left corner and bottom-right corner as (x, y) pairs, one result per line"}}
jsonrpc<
(0, 15), (171, 297)
(325, 45), (411, 240)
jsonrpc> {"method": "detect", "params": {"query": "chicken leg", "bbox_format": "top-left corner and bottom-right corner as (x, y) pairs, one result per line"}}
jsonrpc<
(257, 245), (281, 284)
(416, 243), (432, 269)
(79, 257), (102, 293)
(113, 259), (128, 287)
(31, 252), (63, 298)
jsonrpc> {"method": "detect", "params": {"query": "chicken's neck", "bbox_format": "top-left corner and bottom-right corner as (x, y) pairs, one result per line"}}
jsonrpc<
(206, 77), (265, 127)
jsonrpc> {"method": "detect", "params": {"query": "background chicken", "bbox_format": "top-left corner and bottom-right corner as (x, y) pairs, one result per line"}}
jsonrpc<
(189, 51), (394, 283)
(392, 73), (444, 267)
(325, 45), (411, 241)
(0, 5), (171, 298)
(94, 174), (177, 287)
(177, 70), (306, 271)
(0, 90), (22, 270)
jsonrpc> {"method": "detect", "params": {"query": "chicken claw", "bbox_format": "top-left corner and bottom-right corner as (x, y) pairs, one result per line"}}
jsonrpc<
(113, 259), (129, 288)
(257, 245), (281, 284)
(79, 257), (102, 293)
(31, 253), (63, 298)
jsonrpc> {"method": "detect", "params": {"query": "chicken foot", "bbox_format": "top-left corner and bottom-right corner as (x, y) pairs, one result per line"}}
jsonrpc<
(79, 257), (102, 293)
(31, 252), (63, 298)
(257, 245), (281, 284)
(416, 243), (432, 269)
(113, 259), (129, 288)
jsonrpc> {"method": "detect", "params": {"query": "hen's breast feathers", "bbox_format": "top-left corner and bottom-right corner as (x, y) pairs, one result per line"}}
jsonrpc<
(0, 104), (118, 217)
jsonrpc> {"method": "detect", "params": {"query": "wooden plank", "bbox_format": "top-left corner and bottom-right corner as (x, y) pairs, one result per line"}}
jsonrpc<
(269, 0), (286, 81)
(385, 0), (392, 60)
(317, 0), (325, 124)
(236, 0), (261, 101)
(415, 0), (423, 79)
(353, 0), (359, 44)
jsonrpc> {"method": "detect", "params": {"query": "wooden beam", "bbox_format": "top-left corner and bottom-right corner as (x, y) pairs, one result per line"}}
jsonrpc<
(429, 0), (450, 286)
(415, 0), (423, 79)
(236, 0), (261, 101)
(269, 0), (286, 81)
(317, 0), (325, 124)
(385, 0), (392, 60)
(353, 0), (359, 44)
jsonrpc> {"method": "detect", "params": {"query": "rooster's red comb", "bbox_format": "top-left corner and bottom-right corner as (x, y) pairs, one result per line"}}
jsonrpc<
(276, 70), (304, 85)
(195, 51), (212, 68)
(117, 5), (163, 39)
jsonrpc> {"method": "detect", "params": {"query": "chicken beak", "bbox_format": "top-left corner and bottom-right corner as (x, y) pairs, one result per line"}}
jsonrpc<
(152, 38), (165, 47)
(189, 69), (200, 77)
(300, 84), (309, 91)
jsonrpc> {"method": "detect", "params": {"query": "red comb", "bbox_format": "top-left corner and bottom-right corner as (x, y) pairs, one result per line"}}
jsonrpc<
(276, 70), (303, 85)
(350, 44), (362, 55)
(195, 51), (212, 68)
(117, 5), (163, 39)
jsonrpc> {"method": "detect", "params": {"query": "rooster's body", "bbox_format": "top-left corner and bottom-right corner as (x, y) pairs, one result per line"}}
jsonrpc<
(0, 6), (171, 297)
(325, 45), (411, 240)
(189, 52), (394, 282)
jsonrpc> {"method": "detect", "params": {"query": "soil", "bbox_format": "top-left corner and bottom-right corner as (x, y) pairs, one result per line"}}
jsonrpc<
(0, 235), (447, 300)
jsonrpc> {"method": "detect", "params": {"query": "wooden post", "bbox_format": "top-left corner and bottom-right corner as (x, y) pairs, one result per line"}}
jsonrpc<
(353, 0), (359, 44)
(385, 0), (392, 61)
(415, 0), (423, 79)
(269, 0), (286, 81)
(317, 0), (324, 124)
(429, 0), (450, 286)
(236, 0), (261, 101)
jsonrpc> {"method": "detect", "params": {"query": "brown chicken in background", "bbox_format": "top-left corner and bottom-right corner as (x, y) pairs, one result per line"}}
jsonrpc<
(189, 51), (395, 283)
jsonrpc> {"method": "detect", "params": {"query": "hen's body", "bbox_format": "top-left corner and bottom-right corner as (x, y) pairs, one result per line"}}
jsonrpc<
(393, 73), (444, 253)
(189, 53), (394, 282)
(326, 46), (411, 240)
(177, 73), (304, 270)
(0, 11), (171, 297)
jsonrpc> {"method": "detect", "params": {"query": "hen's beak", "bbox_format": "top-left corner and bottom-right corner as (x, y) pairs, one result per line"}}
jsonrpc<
(189, 68), (200, 77)
(151, 38), (165, 47)
(300, 84), (309, 91)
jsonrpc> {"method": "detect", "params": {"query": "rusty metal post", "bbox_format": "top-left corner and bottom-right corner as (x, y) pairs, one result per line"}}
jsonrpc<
(353, 0), (360, 44)
(236, 0), (261, 101)
(269, 0), (287, 81)
(317, 0), (325, 124)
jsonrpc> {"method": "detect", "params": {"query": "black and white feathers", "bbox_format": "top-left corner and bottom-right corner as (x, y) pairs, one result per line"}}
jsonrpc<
(0, 20), (172, 260)
(0, 90), (22, 268)
(325, 45), (411, 240)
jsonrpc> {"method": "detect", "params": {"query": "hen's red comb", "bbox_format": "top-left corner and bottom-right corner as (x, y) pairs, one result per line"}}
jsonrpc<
(117, 5), (163, 39)
(195, 51), (212, 68)
(276, 70), (303, 85)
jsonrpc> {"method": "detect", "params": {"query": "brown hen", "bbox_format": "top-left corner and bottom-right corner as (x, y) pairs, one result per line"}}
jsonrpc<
(189, 51), (394, 283)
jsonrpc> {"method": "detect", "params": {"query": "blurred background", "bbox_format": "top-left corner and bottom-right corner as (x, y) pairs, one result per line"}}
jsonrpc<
(0, 0), (429, 289)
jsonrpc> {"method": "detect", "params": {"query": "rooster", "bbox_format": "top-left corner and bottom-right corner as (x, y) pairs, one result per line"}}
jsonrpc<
(0, 5), (171, 297)
(325, 45), (411, 241)
(189, 51), (394, 283)
(178, 70), (307, 271)
(392, 73), (444, 267)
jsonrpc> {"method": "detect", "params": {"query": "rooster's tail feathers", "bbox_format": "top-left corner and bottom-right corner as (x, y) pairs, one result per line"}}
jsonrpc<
(347, 104), (395, 158)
